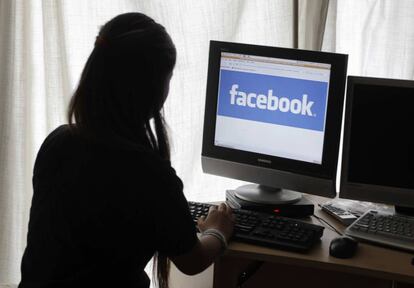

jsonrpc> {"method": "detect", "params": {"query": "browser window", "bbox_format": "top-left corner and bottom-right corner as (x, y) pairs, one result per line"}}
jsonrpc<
(214, 52), (331, 164)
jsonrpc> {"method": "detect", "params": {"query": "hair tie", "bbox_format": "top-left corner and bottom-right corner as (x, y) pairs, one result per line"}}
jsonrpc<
(95, 35), (108, 47)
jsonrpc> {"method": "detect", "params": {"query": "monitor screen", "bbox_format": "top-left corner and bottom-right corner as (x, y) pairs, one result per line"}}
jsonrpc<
(214, 52), (331, 164)
(348, 83), (414, 189)
(340, 76), (414, 207)
(202, 41), (348, 198)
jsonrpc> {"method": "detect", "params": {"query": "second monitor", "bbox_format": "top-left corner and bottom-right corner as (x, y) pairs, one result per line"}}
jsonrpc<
(202, 41), (348, 205)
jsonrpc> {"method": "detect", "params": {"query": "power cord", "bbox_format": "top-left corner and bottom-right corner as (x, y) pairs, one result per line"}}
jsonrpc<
(312, 214), (343, 236)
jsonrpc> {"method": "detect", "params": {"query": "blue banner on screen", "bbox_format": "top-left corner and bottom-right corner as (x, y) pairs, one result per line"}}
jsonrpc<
(217, 70), (328, 131)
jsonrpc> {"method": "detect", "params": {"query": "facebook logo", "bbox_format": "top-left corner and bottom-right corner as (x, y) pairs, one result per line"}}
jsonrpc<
(217, 70), (328, 131)
(229, 84), (315, 116)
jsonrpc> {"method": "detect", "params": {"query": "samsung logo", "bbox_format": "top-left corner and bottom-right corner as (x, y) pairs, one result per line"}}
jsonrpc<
(257, 158), (272, 164)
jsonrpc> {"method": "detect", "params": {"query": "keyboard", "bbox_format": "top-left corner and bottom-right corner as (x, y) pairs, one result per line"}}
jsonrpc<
(345, 210), (414, 252)
(188, 201), (324, 252)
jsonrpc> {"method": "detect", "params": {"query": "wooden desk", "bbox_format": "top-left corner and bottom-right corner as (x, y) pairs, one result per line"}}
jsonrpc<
(213, 195), (414, 288)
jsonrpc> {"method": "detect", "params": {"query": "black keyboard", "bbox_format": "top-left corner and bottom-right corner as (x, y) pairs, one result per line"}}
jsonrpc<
(188, 201), (324, 252)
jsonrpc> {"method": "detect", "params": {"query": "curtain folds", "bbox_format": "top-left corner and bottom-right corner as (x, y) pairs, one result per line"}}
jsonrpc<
(1, 0), (413, 285)
(322, 0), (414, 79)
(298, 0), (330, 50)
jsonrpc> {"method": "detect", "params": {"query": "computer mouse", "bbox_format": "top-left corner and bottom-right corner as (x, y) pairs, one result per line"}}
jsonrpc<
(329, 236), (358, 259)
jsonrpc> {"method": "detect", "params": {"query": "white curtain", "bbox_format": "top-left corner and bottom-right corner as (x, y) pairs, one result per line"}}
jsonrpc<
(322, 0), (414, 79)
(0, 0), (295, 284)
(2, 0), (414, 286)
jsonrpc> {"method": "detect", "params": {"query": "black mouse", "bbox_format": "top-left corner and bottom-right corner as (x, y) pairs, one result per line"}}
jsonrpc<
(329, 236), (358, 258)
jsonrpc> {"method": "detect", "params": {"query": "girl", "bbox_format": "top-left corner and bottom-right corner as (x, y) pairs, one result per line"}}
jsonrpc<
(19, 12), (234, 288)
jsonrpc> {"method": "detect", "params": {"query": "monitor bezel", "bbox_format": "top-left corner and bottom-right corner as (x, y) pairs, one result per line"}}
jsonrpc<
(340, 76), (414, 208)
(202, 40), (348, 184)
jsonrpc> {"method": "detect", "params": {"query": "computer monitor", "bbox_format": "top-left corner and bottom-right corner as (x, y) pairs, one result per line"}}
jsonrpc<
(202, 41), (348, 204)
(340, 76), (414, 213)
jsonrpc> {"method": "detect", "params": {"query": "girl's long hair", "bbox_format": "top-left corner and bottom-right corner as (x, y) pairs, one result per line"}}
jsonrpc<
(67, 12), (175, 288)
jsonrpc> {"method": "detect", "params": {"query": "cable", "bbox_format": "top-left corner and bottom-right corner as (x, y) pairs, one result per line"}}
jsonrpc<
(312, 214), (343, 236)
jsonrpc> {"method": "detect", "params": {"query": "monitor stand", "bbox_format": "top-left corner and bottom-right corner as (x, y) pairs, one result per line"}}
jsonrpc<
(234, 184), (302, 205)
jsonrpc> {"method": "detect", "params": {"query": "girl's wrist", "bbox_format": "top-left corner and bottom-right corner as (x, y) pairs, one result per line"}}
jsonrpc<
(200, 228), (228, 253)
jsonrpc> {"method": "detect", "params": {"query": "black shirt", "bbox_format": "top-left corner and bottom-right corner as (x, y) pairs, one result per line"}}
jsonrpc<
(19, 125), (197, 288)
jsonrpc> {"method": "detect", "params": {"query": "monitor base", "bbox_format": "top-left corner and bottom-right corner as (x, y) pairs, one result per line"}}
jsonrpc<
(226, 189), (314, 218)
(234, 184), (302, 205)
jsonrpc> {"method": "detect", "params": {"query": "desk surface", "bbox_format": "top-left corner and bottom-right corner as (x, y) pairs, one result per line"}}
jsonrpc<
(225, 195), (414, 284)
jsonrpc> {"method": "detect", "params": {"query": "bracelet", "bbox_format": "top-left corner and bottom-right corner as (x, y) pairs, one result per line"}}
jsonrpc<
(201, 228), (228, 251)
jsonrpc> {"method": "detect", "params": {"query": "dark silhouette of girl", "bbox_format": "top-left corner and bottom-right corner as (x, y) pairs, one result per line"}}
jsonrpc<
(19, 12), (234, 288)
